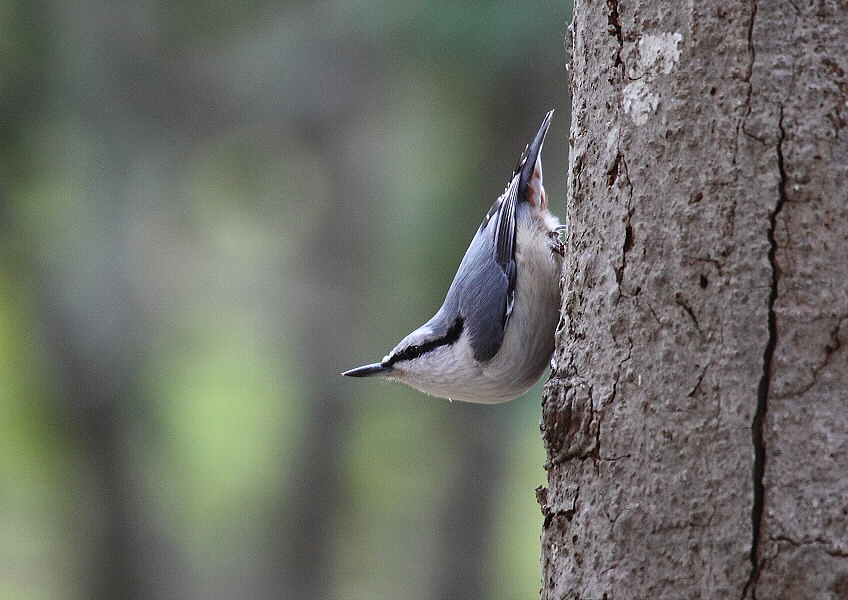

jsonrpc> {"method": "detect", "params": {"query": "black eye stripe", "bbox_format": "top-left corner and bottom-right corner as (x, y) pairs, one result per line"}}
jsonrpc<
(387, 317), (464, 366)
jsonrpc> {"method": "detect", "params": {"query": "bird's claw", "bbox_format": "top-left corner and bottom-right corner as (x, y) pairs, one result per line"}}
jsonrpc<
(549, 228), (565, 257)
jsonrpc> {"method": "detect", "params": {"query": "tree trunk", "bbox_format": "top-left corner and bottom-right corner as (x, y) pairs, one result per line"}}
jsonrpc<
(540, 0), (848, 597)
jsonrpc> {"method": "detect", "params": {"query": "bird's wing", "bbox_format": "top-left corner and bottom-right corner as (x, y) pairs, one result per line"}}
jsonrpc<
(491, 175), (519, 324)
(458, 176), (518, 362)
(441, 112), (553, 363)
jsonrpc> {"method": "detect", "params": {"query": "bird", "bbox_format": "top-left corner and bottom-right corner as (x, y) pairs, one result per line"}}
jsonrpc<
(343, 111), (563, 403)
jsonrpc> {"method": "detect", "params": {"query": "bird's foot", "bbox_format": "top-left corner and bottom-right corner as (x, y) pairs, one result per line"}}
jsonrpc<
(549, 228), (565, 257)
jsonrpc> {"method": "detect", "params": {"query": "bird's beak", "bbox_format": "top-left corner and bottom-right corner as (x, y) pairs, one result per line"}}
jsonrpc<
(342, 362), (392, 378)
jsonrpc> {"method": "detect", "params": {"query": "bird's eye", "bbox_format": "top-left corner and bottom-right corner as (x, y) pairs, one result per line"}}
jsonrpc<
(395, 344), (421, 362)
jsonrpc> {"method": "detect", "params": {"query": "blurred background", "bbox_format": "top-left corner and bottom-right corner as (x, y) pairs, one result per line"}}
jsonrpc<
(0, 1), (571, 598)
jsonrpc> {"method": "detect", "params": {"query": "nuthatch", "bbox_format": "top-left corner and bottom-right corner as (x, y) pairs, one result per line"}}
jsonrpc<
(343, 111), (563, 403)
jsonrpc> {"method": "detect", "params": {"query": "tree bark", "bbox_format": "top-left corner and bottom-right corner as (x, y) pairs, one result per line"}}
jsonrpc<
(540, 0), (848, 598)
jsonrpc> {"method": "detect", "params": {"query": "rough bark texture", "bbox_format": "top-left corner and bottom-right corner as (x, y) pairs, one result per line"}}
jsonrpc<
(540, 0), (848, 598)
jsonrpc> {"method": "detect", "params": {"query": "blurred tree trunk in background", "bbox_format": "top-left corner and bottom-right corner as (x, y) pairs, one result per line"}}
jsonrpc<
(540, 0), (848, 597)
(34, 6), (181, 599)
(266, 121), (373, 600)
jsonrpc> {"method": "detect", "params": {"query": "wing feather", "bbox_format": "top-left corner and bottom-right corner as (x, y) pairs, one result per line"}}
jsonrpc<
(441, 112), (553, 363)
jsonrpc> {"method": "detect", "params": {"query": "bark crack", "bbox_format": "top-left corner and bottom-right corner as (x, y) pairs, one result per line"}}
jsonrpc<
(674, 292), (702, 337)
(796, 315), (847, 396)
(606, 0), (623, 70)
(744, 0), (757, 97)
(541, 380), (597, 468)
(737, 0), (760, 159)
(642, 299), (661, 325)
(538, 485), (580, 529)
(687, 361), (710, 397)
(743, 104), (787, 600)
(772, 535), (848, 558)
(615, 154), (634, 287)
